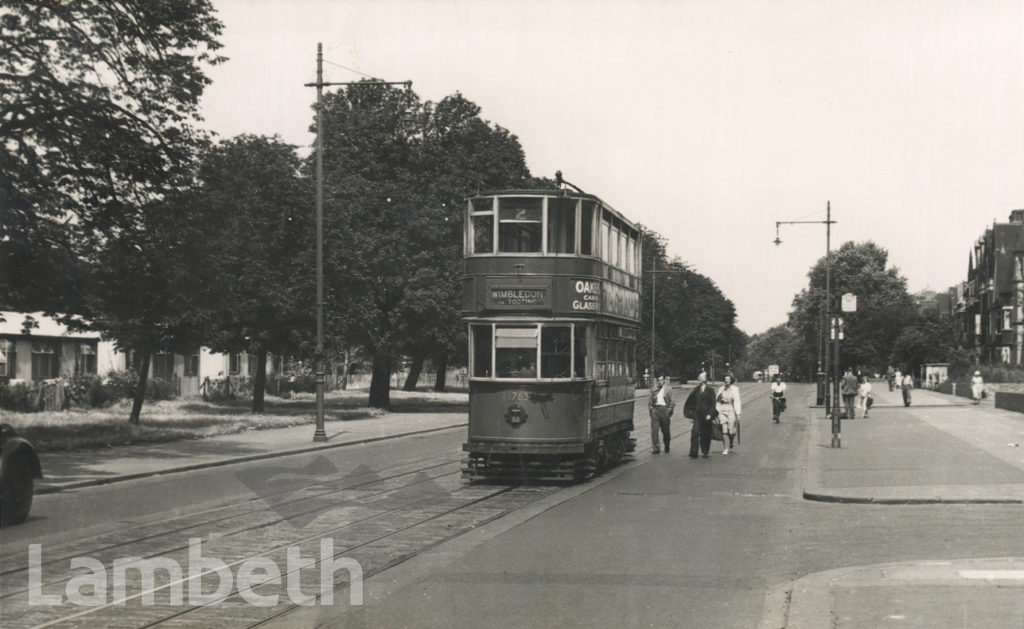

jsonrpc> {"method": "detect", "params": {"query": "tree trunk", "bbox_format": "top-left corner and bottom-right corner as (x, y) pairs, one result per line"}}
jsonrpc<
(341, 347), (350, 391)
(368, 352), (392, 409)
(433, 354), (448, 392)
(252, 348), (267, 414)
(403, 355), (424, 391)
(129, 351), (151, 425)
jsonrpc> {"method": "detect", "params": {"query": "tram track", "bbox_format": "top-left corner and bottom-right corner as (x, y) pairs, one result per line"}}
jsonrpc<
(1, 447), (567, 629)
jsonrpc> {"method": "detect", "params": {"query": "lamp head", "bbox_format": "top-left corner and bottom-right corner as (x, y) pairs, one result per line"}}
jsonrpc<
(773, 236), (782, 246)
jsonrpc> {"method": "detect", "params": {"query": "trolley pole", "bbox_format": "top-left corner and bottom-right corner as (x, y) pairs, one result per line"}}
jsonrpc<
(305, 43), (410, 442)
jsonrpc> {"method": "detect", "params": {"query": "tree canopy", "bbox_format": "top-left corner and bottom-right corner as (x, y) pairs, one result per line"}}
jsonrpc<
(0, 0), (224, 309)
(787, 241), (918, 379)
(640, 229), (745, 379)
(314, 84), (531, 408)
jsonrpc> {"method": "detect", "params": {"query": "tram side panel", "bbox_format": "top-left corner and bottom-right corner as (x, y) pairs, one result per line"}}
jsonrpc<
(590, 375), (636, 437)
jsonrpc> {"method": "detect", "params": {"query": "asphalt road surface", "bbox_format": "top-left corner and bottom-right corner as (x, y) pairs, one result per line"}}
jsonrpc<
(1, 384), (1020, 628)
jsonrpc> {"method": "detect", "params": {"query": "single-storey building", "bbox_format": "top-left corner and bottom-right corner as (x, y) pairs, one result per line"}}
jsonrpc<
(0, 311), (273, 397)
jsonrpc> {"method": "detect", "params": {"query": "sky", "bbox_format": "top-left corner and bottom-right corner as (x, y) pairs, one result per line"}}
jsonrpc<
(200, 0), (1024, 335)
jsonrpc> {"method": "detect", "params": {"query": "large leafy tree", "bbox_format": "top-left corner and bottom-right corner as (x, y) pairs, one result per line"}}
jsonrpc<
(398, 94), (532, 391)
(788, 241), (917, 379)
(316, 85), (530, 408)
(0, 1), (223, 423)
(0, 0), (223, 309)
(191, 135), (311, 413)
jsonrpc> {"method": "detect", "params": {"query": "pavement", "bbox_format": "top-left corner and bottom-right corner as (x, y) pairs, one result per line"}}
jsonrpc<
(26, 384), (1024, 628)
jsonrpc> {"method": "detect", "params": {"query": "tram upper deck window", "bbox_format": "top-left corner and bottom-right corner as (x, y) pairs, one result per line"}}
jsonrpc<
(580, 201), (596, 256)
(498, 197), (542, 253)
(470, 198), (494, 254)
(495, 326), (538, 377)
(547, 197), (576, 254)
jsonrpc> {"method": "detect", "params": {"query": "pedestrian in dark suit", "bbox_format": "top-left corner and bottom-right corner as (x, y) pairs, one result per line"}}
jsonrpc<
(683, 373), (718, 458)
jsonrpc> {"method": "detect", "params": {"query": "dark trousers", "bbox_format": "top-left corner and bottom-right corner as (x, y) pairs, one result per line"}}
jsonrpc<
(690, 419), (712, 456)
(842, 394), (856, 419)
(651, 407), (671, 451)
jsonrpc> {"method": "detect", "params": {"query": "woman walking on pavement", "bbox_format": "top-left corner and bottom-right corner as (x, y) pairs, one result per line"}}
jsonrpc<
(901, 371), (914, 407)
(857, 373), (872, 418)
(770, 374), (786, 423)
(716, 373), (741, 454)
(970, 370), (984, 405)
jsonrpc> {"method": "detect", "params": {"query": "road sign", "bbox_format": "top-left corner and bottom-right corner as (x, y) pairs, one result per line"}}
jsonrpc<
(841, 293), (857, 312)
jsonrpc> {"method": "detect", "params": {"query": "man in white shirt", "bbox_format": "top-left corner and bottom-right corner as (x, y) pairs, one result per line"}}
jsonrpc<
(648, 376), (675, 454)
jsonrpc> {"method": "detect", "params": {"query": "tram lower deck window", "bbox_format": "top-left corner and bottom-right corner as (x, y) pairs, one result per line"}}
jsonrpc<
(495, 326), (537, 377)
(471, 323), (586, 380)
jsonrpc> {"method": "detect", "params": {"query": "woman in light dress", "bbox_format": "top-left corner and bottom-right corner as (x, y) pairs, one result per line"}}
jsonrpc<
(716, 373), (742, 454)
(857, 373), (872, 418)
(970, 370), (984, 405)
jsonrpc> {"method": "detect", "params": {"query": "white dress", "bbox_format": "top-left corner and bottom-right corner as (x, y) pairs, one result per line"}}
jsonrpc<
(715, 384), (741, 435)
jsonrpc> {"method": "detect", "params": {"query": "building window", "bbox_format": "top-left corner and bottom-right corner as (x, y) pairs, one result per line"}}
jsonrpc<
(76, 344), (97, 375)
(1003, 308), (1012, 331)
(184, 351), (200, 377)
(247, 352), (258, 376)
(152, 353), (175, 380)
(229, 352), (241, 375)
(31, 340), (60, 380)
(0, 339), (15, 379)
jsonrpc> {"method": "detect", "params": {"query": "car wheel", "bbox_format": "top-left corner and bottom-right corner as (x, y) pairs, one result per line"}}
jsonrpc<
(1, 455), (35, 527)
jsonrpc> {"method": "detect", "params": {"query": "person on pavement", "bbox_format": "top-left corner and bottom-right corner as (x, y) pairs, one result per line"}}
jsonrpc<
(857, 373), (872, 418)
(902, 371), (914, 407)
(841, 367), (859, 420)
(770, 373), (787, 423)
(649, 375), (674, 454)
(684, 372), (717, 458)
(716, 373), (741, 454)
(970, 370), (984, 405)
(886, 365), (895, 392)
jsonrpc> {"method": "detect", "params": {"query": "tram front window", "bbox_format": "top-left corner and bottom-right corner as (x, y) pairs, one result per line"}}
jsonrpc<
(541, 326), (571, 378)
(495, 326), (538, 377)
(472, 325), (492, 377)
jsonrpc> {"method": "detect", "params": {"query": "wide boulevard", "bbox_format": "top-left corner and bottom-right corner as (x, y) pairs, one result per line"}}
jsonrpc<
(1, 383), (1021, 628)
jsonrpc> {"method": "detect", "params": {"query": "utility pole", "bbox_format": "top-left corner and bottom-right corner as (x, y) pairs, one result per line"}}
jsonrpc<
(305, 42), (411, 442)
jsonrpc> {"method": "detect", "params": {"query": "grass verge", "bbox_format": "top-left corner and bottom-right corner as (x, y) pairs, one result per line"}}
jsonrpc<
(3, 389), (468, 452)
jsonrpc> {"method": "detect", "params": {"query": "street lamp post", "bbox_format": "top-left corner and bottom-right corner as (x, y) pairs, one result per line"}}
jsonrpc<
(305, 43), (411, 442)
(774, 201), (840, 447)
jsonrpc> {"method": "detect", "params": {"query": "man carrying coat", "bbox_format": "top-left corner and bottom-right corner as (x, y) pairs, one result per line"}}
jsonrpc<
(649, 375), (674, 453)
(684, 372), (718, 459)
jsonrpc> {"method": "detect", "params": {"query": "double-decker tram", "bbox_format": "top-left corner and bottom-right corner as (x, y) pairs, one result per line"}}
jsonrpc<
(461, 183), (642, 481)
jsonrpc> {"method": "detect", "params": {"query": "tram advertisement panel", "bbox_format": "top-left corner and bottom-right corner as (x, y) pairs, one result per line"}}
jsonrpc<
(476, 276), (639, 321)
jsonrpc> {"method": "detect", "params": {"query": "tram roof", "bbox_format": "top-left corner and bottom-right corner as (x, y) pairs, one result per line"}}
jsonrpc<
(469, 189), (637, 231)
